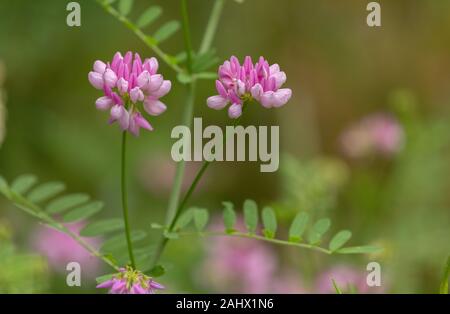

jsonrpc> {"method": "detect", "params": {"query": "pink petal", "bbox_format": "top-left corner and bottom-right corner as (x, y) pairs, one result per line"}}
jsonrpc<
(96, 279), (115, 289)
(103, 69), (118, 88)
(147, 74), (163, 92)
(130, 87), (144, 103)
(272, 88), (292, 107)
(137, 71), (151, 89)
(228, 103), (242, 119)
(151, 80), (171, 98)
(215, 80), (228, 98)
(250, 83), (263, 101)
(95, 96), (113, 111)
(88, 72), (104, 90)
(93, 60), (106, 74)
(272, 71), (286, 89)
(144, 99), (167, 116)
(207, 95), (228, 110)
(116, 77), (129, 94)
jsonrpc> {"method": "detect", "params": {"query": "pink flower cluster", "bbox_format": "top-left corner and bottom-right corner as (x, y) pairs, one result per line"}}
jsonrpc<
(88, 51), (171, 136)
(207, 56), (292, 118)
(96, 267), (164, 294)
(340, 113), (404, 159)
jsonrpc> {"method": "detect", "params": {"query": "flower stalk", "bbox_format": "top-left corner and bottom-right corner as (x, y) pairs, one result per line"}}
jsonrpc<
(121, 130), (136, 269)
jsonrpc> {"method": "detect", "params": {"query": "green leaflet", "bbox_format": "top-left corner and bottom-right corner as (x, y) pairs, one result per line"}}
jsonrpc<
(336, 246), (381, 254)
(174, 208), (194, 230)
(46, 193), (90, 214)
(308, 218), (331, 245)
(136, 6), (162, 28)
(80, 218), (124, 237)
(243, 199), (258, 233)
(288, 212), (309, 242)
(63, 201), (104, 223)
(262, 206), (277, 238)
(118, 0), (133, 16)
(154, 20), (180, 43)
(100, 230), (147, 253)
(27, 181), (66, 203)
(222, 201), (236, 233)
(11, 174), (37, 195)
(329, 230), (352, 252)
(194, 208), (209, 232)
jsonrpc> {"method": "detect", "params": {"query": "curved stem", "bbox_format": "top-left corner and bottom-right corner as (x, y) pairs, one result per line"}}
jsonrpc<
(121, 131), (136, 269)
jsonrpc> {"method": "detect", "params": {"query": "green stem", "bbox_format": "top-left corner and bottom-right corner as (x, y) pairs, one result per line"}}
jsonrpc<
(181, 0), (194, 74)
(96, 0), (183, 74)
(199, 0), (225, 54)
(165, 82), (197, 226)
(178, 231), (332, 255)
(121, 131), (136, 269)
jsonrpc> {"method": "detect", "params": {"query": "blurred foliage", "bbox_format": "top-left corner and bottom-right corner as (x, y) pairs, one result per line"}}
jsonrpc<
(0, 220), (48, 293)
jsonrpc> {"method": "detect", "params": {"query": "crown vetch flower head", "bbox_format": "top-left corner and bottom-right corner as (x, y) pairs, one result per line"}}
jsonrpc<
(88, 51), (171, 136)
(96, 267), (164, 294)
(207, 56), (292, 118)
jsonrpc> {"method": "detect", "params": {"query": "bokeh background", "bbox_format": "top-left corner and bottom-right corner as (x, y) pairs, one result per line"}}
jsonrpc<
(1, 0), (450, 293)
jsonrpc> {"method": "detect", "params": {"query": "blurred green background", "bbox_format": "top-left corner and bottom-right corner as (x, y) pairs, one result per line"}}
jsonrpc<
(0, 0), (449, 293)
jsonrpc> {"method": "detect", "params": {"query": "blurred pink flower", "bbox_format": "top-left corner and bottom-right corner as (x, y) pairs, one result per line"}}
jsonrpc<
(207, 56), (292, 118)
(88, 51), (171, 136)
(202, 235), (277, 293)
(97, 267), (164, 294)
(315, 265), (384, 294)
(340, 113), (404, 159)
(32, 223), (100, 275)
(201, 219), (304, 293)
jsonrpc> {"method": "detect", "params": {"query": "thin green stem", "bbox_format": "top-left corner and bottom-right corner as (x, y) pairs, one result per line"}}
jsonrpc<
(165, 82), (197, 226)
(181, 0), (194, 74)
(178, 231), (332, 255)
(121, 131), (136, 269)
(96, 0), (183, 74)
(199, 0), (225, 54)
